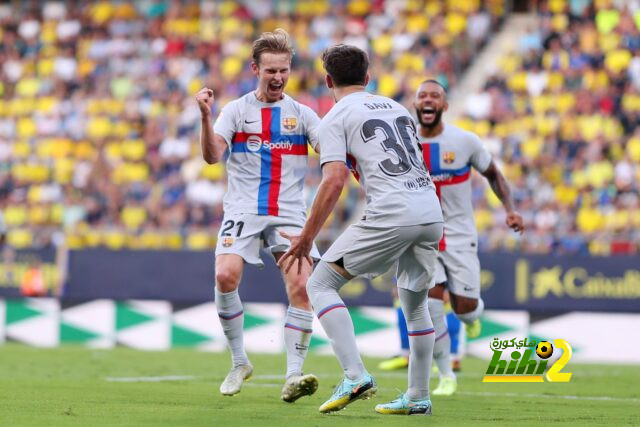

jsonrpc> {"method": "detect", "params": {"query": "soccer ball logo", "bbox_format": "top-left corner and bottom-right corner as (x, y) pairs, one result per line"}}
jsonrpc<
(536, 341), (553, 359)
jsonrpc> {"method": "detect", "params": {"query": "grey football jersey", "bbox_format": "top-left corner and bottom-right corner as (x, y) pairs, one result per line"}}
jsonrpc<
(319, 91), (443, 227)
(420, 124), (492, 250)
(213, 92), (320, 218)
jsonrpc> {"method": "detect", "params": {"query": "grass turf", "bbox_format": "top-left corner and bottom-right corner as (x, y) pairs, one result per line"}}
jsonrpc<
(0, 344), (639, 426)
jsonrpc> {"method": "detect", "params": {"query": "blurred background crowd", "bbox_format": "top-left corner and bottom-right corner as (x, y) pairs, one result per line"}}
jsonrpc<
(0, 0), (637, 255)
(458, 0), (640, 254)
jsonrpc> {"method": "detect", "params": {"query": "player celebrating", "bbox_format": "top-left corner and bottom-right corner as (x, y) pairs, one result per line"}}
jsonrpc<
(195, 29), (321, 402)
(279, 45), (443, 416)
(413, 79), (524, 396)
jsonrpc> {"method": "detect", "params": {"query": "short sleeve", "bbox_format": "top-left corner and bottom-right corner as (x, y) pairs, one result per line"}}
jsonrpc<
(318, 112), (347, 165)
(213, 101), (239, 148)
(468, 132), (492, 173)
(300, 105), (321, 150)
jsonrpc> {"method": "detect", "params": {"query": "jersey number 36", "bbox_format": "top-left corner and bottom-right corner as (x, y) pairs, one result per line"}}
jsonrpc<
(360, 116), (425, 177)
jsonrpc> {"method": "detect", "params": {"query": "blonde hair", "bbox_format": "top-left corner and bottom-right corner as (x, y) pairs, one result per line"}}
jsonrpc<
(251, 28), (294, 65)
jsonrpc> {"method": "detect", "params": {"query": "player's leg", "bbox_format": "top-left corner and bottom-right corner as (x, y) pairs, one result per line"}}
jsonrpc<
(311, 224), (412, 412)
(378, 291), (409, 370)
(442, 250), (484, 338)
(273, 252), (318, 402)
(399, 287), (434, 406)
(446, 307), (463, 371)
(214, 214), (264, 396)
(426, 255), (454, 377)
(277, 253), (313, 379)
(428, 283), (457, 396)
(215, 253), (253, 395)
(375, 222), (441, 416)
(308, 260), (377, 412)
(449, 293), (484, 323)
(396, 301), (410, 355)
(265, 221), (319, 402)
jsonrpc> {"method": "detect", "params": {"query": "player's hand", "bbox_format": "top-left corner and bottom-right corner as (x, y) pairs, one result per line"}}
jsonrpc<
(195, 87), (214, 116)
(277, 231), (313, 275)
(506, 210), (524, 234)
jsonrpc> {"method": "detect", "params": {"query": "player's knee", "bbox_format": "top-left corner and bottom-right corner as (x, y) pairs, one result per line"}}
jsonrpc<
(305, 261), (347, 298)
(428, 284), (445, 299)
(454, 298), (484, 324)
(453, 298), (478, 315)
(288, 276), (310, 304)
(215, 268), (240, 292)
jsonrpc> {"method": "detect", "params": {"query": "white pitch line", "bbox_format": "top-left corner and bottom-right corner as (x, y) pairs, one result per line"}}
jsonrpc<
(251, 374), (286, 380)
(253, 371), (627, 380)
(244, 383), (281, 388)
(105, 375), (196, 382)
(244, 384), (640, 403)
(103, 374), (640, 404)
(457, 391), (640, 403)
(252, 372), (481, 380)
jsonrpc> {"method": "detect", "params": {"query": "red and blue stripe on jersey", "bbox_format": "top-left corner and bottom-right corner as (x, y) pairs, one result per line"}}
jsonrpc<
(421, 142), (471, 250)
(231, 107), (308, 216)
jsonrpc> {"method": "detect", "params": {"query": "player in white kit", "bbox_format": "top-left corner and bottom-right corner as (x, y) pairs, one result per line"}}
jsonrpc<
(279, 45), (444, 416)
(195, 29), (321, 402)
(415, 79), (524, 396)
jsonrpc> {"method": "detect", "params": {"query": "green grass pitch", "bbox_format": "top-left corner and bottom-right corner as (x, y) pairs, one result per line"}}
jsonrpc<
(0, 344), (639, 426)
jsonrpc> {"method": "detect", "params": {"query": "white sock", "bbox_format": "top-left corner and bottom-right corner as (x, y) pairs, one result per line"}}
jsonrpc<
(398, 287), (434, 401)
(284, 305), (313, 378)
(428, 298), (454, 378)
(307, 261), (365, 381)
(457, 298), (484, 324)
(215, 288), (249, 367)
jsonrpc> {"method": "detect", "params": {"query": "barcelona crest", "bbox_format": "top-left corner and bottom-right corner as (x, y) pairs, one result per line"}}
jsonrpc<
(222, 237), (234, 247)
(443, 151), (455, 164)
(283, 117), (298, 131)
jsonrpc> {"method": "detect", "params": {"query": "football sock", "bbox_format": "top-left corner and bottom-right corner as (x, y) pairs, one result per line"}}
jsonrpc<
(428, 298), (454, 377)
(283, 305), (313, 378)
(396, 304), (410, 354)
(307, 261), (365, 381)
(447, 311), (461, 355)
(215, 288), (249, 367)
(398, 287), (434, 401)
(457, 298), (485, 324)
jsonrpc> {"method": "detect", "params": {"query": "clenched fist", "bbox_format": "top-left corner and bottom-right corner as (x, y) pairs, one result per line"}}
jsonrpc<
(506, 210), (524, 234)
(195, 87), (214, 115)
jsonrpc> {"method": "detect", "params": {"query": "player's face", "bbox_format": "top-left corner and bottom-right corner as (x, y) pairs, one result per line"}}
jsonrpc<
(253, 52), (291, 103)
(414, 82), (448, 128)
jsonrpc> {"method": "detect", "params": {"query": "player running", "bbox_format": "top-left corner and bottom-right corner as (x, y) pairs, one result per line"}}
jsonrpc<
(195, 29), (321, 402)
(413, 79), (524, 396)
(279, 45), (443, 416)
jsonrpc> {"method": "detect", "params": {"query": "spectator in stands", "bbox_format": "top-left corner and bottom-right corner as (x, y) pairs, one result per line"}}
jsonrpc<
(458, 0), (639, 254)
(0, 1), (506, 251)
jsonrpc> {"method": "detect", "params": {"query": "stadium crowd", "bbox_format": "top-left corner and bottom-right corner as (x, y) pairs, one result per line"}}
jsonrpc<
(458, 0), (640, 254)
(0, 0), (505, 251)
(0, 0), (636, 255)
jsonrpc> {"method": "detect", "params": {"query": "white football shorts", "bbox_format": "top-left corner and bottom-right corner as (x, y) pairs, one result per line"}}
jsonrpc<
(322, 221), (443, 292)
(215, 213), (321, 268)
(433, 248), (481, 299)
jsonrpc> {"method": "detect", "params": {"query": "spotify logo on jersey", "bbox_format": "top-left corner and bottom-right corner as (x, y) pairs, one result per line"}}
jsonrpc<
(245, 136), (293, 152)
(246, 135), (263, 152)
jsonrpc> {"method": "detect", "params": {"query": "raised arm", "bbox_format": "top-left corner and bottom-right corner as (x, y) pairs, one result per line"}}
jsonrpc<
(481, 161), (524, 233)
(195, 87), (229, 164)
